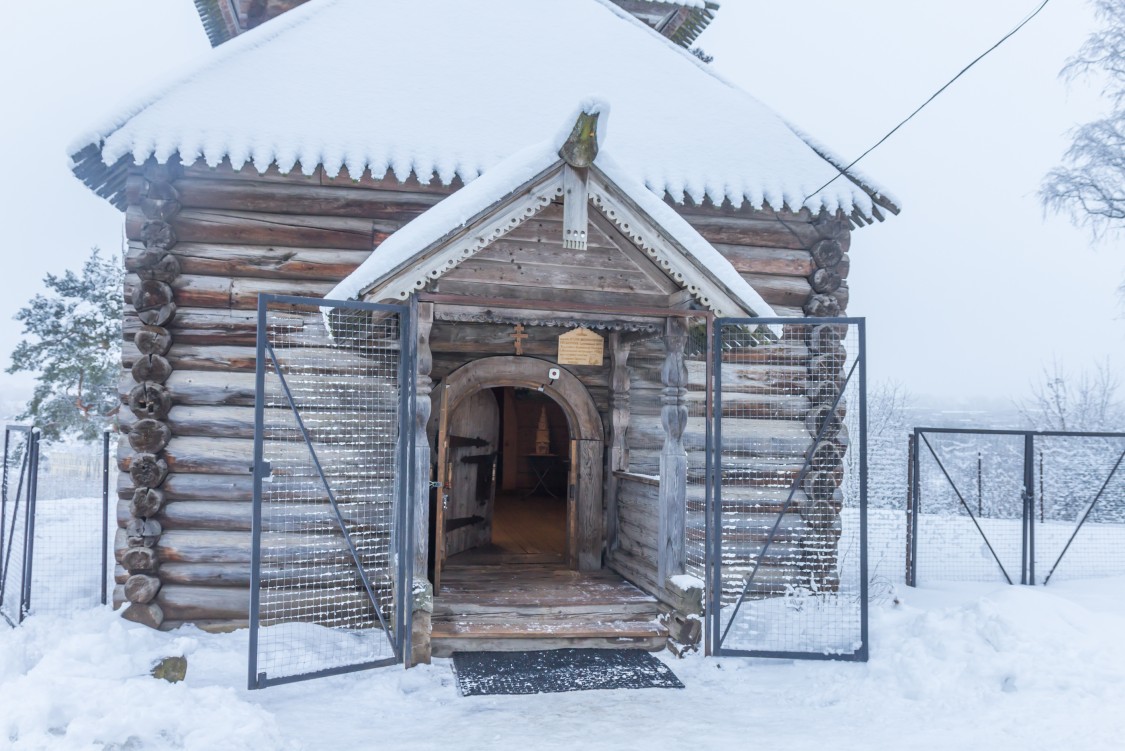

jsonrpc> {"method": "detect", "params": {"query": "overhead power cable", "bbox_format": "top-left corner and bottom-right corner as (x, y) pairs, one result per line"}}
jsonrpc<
(805, 0), (1051, 201)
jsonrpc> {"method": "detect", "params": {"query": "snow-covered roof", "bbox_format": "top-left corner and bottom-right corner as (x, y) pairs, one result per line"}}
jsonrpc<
(328, 104), (776, 320)
(192, 0), (719, 50)
(71, 0), (897, 221)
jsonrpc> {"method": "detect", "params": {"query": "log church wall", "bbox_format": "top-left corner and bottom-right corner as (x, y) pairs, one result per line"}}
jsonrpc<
(113, 158), (853, 629)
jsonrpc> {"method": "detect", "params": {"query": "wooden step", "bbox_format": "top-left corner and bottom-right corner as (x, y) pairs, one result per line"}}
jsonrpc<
(431, 563), (667, 655)
(430, 616), (667, 657)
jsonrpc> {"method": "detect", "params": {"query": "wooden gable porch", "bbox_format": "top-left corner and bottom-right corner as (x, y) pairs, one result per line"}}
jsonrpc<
(334, 116), (756, 660)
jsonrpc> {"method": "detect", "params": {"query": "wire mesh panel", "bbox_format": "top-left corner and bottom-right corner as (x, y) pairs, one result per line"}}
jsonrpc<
(28, 437), (110, 614)
(249, 295), (413, 689)
(1035, 434), (1125, 583)
(909, 429), (1125, 586)
(1, 427), (36, 626)
(710, 318), (867, 660)
(912, 430), (1027, 584)
(684, 317), (710, 586)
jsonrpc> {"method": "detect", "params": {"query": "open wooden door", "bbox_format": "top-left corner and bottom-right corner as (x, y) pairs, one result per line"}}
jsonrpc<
(444, 390), (499, 559)
(433, 385), (451, 594)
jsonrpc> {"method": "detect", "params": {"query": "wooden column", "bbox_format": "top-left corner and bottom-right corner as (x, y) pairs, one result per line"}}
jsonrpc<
(605, 333), (632, 554)
(658, 317), (688, 584)
(410, 301), (434, 665)
(120, 161), (184, 629)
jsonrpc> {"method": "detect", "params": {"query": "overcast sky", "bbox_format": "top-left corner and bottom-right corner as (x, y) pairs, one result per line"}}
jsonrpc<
(0, 0), (1121, 414)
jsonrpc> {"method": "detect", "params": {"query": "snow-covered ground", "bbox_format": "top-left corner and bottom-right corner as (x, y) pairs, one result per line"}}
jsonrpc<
(1, 576), (1123, 750)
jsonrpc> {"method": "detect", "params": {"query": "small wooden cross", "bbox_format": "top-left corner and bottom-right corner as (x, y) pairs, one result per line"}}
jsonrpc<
(510, 324), (528, 355)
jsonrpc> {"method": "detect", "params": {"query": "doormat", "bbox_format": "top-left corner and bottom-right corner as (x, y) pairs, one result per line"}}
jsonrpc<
(451, 648), (684, 696)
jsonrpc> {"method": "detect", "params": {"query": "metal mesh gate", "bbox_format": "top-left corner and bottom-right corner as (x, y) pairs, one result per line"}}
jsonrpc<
(1, 428), (112, 626)
(249, 295), (414, 689)
(709, 318), (867, 660)
(909, 428), (1125, 586)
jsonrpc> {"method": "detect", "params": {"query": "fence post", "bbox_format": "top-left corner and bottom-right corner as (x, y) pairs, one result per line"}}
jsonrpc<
(909, 429), (921, 587)
(905, 432), (915, 587)
(21, 430), (40, 621)
(1022, 433), (1035, 585)
(102, 429), (111, 606)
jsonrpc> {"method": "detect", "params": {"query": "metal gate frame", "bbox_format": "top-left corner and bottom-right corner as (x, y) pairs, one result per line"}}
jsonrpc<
(248, 294), (416, 689)
(707, 317), (868, 661)
(908, 427), (1125, 587)
(1, 426), (39, 626)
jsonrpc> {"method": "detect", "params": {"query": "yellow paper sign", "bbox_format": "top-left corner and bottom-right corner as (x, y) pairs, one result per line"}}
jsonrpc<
(558, 327), (604, 366)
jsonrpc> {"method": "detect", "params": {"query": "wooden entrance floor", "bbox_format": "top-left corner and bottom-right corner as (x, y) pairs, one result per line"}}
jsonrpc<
(431, 563), (667, 656)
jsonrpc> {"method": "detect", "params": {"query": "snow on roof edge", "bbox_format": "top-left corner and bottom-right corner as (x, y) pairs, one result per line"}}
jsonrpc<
(70, 0), (895, 226)
(785, 120), (902, 218)
(67, 0), (339, 166)
(591, 0), (893, 223)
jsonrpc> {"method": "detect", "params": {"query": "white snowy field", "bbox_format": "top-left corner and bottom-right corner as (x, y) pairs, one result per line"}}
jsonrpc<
(1, 577), (1124, 750)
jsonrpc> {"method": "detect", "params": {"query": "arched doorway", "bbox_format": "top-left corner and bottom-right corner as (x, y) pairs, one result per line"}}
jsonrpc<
(433, 356), (604, 590)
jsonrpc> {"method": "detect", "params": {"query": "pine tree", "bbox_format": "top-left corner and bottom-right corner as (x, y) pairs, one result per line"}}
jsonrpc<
(7, 248), (123, 442)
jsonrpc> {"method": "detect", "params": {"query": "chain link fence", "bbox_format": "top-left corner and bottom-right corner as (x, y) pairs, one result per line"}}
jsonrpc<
(908, 428), (1125, 586)
(1, 426), (111, 625)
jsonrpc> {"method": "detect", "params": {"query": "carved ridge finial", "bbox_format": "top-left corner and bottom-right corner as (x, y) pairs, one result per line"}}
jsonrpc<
(560, 111), (600, 168)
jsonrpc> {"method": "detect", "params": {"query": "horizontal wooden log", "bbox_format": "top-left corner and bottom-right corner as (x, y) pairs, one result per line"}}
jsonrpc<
(125, 518), (163, 547)
(127, 206), (391, 250)
(128, 419), (171, 453)
(680, 213), (820, 250)
(121, 404), (399, 441)
(118, 472), (253, 502)
(174, 177), (441, 220)
(809, 267), (842, 295)
(810, 238), (844, 269)
(122, 342), (254, 372)
(123, 370), (255, 407)
(130, 241), (370, 282)
(739, 273), (813, 308)
(131, 355), (173, 385)
(156, 585), (249, 621)
(128, 382), (173, 419)
(121, 546), (159, 572)
(630, 390), (810, 421)
(132, 251), (182, 283)
(130, 453), (168, 488)
(122, 601), (164, 628)
(630, 358), (808, 395)
(712, 244), (815, 277)
(118, 529), (251, 564)
(125, 274), (337, 311)
(126, 307), (307, 347)
(156, 562), (372, 591)
(158, 563), (250, 586)
(119, 499), (251, 531)
(125, 574), (162, 604)
(119, 435), (400, 481)
(132, 487), (165, 517)
(135, 326), (173, 356)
